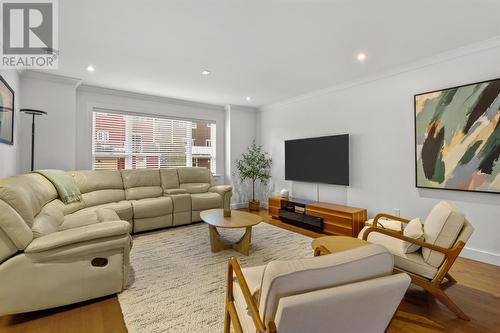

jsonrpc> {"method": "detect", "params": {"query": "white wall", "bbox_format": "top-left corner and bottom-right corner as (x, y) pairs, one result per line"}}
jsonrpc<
(0, 70), (20, 177)
(19, 71), (80, 172)
(224, 105), (259, 207)
(75, 85), (227, 182)
(260, 43), (500, 265)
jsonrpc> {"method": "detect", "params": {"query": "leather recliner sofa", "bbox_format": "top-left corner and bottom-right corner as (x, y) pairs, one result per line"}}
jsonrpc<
(0, 167), (232, 315)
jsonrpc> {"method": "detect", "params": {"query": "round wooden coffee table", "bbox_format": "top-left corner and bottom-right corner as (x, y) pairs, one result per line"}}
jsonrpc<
(200, 209), (263, 256)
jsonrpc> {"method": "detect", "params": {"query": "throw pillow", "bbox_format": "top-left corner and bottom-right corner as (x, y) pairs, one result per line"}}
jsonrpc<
(402, 218), (424, 253)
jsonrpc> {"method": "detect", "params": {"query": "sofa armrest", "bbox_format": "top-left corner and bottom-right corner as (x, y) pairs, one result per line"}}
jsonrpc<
(210, 185), (232, 212)
(96, 208), (120, 222)
(164, 188), (189, 195)
(209, 185), (232, 195)
(25, 221), (130, 253)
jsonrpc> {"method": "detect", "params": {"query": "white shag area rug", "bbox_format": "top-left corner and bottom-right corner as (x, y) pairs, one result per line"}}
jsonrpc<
(118, 222), (313, 333)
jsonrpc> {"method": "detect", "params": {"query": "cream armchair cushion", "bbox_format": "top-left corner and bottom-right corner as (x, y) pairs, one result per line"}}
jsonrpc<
(231, 244), (409, 333)
(422, 201), (465, 267)
(273, 274), (410, 333)
(258, 244), (393, 323)
(402, 218), (424, 253)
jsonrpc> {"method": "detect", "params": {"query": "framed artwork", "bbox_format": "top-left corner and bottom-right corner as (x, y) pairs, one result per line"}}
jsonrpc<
(0, 75), (15, 145)
(414, 78), (500, 194)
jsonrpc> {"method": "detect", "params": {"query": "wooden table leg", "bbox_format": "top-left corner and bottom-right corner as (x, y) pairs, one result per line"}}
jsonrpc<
(208, 225), (253, 256)
(232, 226), (252, 256)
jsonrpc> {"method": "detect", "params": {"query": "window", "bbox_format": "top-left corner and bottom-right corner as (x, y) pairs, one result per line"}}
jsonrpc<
(205, 139), (212, 147)
(92, 110), (216, 173)
(96, 130), (109, 142)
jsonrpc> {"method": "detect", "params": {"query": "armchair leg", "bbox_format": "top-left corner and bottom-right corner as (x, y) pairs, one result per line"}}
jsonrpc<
(445, 273), (457, 284)
(428, 286), (470, 321)
(224, 304), (231, 333)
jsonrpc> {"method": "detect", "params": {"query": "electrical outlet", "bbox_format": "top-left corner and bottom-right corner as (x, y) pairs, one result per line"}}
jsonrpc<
(394, 208), (400, 217)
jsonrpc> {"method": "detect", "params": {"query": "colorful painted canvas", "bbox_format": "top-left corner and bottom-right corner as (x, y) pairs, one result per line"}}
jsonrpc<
(0, 76), (15, 145)
(415, 78), (500, 194)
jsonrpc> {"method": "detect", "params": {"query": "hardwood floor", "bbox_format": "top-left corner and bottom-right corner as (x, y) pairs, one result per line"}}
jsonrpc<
(1, 209), (499, 333)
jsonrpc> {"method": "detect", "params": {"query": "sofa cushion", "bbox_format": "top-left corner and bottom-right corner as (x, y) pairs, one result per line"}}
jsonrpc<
(70, 170), (124, 193)
(402, 218), (424, 253)
(180, 183), (211, 194)
(126, 186), (163, 200)
(71, 170), (125, 207)
(63, 201), (133, 229)
(82, 189), (125, 207)
(191, 192), (222, 211)
(0, 229), (18, 263)
(393, 251), (438, 279)
(96, 208), (121, 222)
(422, 201), (465, 267)
(121, 170), (163, 200)
(121, 169), (160, 188)
(0, 173), (58, 226)
(177, 167), (212, 184)
(132, 197), (173, 219)
(160, 168), (180, 189)
(32, 200), (65, 238)
(258, 244), (393, 323)
(0, 200), (33, 251)
(60, 211), (100, 231)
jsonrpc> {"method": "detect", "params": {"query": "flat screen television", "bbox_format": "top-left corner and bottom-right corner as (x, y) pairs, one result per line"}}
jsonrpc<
(285, 134), (349, 185)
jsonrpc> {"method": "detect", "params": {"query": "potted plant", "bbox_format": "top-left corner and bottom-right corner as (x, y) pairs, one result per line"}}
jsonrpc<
(235, 142), (272, 211)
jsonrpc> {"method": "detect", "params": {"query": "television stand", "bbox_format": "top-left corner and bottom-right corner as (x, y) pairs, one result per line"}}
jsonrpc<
(268, 196), (367, 237)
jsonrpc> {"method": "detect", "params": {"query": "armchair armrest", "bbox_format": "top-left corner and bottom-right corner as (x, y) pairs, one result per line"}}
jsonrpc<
(227, 257), (272, 333)
(372, 213), (410, 228)
(362, 226), (460, 254)
(209, 185), (232, 196)
(25, 221), (130, 253)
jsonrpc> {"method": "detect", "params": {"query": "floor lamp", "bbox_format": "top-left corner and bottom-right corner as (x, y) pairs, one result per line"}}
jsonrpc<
(20, 109), (47, 171)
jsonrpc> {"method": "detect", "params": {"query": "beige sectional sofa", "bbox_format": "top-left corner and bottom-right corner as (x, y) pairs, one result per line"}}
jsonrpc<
(0, 167), (232, 316)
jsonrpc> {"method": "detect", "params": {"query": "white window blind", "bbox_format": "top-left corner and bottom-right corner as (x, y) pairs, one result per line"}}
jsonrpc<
(92, 110), (216, 172)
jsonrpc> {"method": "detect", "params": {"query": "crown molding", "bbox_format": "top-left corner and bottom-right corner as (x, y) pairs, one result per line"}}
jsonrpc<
(77, 84), (225, 112)
(260, 36), (500, 111)
(20, 70), (82, 87)
(227, 104), (259, 113)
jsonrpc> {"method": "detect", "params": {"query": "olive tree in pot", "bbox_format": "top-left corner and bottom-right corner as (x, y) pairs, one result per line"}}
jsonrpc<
(235, 142), (272, 211)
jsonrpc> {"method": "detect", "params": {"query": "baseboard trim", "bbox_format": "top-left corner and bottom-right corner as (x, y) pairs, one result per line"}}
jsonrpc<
(230, 203), (248, 210)
(461, 247), (500, 266)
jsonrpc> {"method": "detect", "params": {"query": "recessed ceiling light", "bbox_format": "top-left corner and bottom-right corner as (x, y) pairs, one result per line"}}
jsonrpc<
(356, 52), (367, 62)
(246, 96), (252, 101)
(86, 65), (95, 72)
(201, 70), (211, 75)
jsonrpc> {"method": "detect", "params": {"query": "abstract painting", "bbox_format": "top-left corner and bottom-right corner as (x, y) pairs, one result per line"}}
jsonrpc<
(0, 76), (14, 145)
(415, 78), (500, 194)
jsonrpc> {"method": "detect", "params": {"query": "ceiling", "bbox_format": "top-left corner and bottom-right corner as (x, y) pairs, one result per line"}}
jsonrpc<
(52, 0), (500, 107)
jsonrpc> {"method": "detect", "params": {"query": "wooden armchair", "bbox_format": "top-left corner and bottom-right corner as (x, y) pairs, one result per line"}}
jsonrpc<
(359, 201), (474, 320)
(224, 244), (411, 333)
(225, 257), (275, 333)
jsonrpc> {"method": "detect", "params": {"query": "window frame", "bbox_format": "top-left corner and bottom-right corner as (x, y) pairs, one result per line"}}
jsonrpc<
(91, 108), (216, 173)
